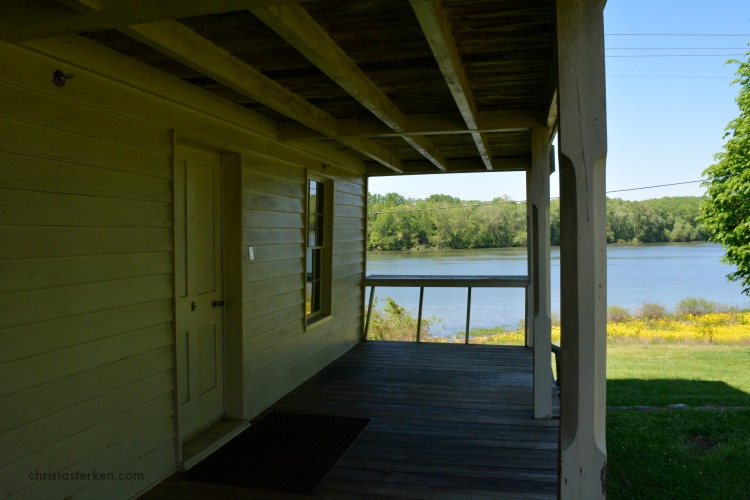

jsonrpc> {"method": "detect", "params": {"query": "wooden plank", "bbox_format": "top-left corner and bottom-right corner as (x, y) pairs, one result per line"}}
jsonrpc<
(0, 152), (171, 202)
(243, 227), (303, 245)
(243, 304), (304, 340)
(410, 0), (493, 170)
(252, 4), (448, 170)
(333, 216), (365, 230)
(334, 204), (365, 219)
(0, 370), (172, 470)
(0, 274), (173, 329)
(363, 275), (529, 288)
(0, 322), (172, 398)
(0, 252), (171, 293)
(242, 274), (303, 301)
(242, 191), (303, 213)
(0, 299), (172, 364)
(0, 0), (298, 42)
(0, 81), (171, 154)
(0, 115), (172, 179)
(242, 210), (305, 229)
(242, 258), (301, 283)
(242, 290), (303, 320)
(0, 188), (171, 228)
(238, 243), (303, 263)
(280, 110), (544, 140)
(124, 20), (339, 136)
(0, 225), (172, 259)
(76, 440), (176, 500)
(334, 178), (366, 197)
(0, 346), (172, 433)
(17, 417), (175, 500)
(334, 190), (365, 208)
(0, 395), (173, 496)
(242, 171), (304, 199)
(333, 229), (364, 243)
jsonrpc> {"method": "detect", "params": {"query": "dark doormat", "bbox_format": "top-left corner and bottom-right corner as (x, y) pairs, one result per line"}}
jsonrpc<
(182, 411), (370, 495)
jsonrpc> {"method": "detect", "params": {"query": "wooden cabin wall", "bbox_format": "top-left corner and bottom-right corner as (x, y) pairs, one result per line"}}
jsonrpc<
(241, 154), (365, 417)
(0, 39), (364, 499)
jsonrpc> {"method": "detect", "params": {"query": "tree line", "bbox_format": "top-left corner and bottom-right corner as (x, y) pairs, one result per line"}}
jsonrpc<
(367, 193), (709, 251)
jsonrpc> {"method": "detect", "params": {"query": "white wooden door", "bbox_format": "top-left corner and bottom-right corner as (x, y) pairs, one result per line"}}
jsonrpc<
(175, 146), (224, 440)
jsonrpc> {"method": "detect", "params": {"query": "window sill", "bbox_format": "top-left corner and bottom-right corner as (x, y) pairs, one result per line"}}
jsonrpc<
(306, 314), (333, 331)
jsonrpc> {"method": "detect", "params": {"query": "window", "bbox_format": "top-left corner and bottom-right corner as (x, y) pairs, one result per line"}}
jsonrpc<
(306, 176), (331, 325)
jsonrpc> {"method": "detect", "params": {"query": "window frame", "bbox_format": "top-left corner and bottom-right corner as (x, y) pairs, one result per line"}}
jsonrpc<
(305, 174), (333, 327)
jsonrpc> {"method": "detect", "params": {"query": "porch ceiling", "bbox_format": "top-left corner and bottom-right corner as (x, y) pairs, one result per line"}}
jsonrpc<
(3, 0), (558, 176)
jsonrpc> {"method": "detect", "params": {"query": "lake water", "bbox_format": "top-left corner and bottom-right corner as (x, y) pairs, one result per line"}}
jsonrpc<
(365, 242), (749, 335)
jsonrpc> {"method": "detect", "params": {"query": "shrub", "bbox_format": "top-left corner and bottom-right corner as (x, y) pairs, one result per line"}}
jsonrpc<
(635, 302), (666, 321)
(676, 297), (716, 317)
(366, 297), (437, 341)
(608, 305), (631, 323)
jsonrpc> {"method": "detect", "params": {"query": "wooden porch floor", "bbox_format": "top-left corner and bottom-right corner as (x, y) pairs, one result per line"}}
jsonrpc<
(143, 341), (560, 499)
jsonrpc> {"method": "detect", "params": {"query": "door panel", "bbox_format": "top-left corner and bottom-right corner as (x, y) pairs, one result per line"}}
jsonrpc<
(175, 146), (224, 440)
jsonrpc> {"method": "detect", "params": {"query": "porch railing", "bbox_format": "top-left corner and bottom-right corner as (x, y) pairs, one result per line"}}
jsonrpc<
(363, 274), (530, 344)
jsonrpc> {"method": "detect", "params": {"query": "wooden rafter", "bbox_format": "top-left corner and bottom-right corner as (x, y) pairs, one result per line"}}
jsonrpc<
(0, 0), (303, 42)
(251, 4), (448, 172)
(281, 110), (543, 140)
(410, 0), (493, 170)
(124, 20), (403, 173)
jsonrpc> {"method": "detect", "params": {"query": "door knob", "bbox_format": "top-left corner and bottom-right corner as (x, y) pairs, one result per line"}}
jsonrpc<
(212, 300), (224, 308)
(191, 301), (197, 311)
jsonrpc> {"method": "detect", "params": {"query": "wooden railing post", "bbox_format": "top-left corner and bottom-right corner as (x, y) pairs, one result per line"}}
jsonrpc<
(416, 286), (425, 342)
(465, 287), (472, 344)
(364, 285), (376, 339)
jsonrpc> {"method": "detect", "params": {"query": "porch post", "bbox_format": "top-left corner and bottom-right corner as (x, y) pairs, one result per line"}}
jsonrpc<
(556, 0), (608, 498)
(525, 168), (534, 349)
(531, 127), (552, 419)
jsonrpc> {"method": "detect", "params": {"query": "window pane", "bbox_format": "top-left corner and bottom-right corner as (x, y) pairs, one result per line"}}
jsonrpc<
(308, 180), (317, 215)
(305, 282), (313, 316)
(316, 182), (325, 214)
(312, 248), (321, 281)
(312, 279), (321, 313)
(315, 213), (325, 247)
(308, 212), (317, 246)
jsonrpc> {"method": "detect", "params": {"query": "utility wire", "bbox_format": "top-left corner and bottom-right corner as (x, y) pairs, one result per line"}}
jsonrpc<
(370, 180), (704, 215)
(605, 33), (750, 37)
(606, 54), (746, 57)
(607, 74), (731, 79)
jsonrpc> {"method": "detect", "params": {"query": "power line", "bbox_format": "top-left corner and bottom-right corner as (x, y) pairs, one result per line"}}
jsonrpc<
(605, 33), (750, 37)
(607, 74), (731, 79)
(606, 47), (749, 50)
(606, 54), (746, 58)
(607, 180), (703, 194)
(370, 180), (705, 215)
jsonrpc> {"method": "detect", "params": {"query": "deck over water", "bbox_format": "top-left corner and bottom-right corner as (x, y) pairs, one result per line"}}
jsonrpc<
(144, 341), (560, 499)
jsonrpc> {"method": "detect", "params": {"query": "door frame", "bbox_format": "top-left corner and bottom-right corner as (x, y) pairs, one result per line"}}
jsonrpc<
(171, 137), (244, 463)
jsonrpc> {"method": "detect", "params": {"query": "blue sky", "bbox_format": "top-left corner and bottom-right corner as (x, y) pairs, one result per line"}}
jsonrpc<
(369, 0), (750, 202)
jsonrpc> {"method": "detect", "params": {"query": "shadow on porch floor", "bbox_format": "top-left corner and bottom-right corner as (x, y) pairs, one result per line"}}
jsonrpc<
(142, 341), (559, 499)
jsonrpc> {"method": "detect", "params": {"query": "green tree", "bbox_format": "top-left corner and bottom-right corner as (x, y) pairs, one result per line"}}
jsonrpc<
(701, 49), (750, 295)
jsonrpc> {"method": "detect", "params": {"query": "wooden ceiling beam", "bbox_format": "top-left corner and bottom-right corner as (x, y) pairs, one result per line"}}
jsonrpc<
(279, 110), (544, 140)
(338, 138), (403, 174)
(410, 0), (493, 170)
(0, 0), (304, 42)
(124, 20), (404, 173)
(251, 4), (449, 172)
(367, 157), (529, 176)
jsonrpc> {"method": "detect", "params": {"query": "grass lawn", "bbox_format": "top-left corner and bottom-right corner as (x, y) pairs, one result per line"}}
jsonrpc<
(607, 345), (750, 499)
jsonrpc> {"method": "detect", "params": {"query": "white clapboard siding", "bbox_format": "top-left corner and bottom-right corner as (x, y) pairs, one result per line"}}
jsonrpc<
(0, 370), (173, 470)
(0, 46), (178, 500)
(240, 153), (365, 418)
(0, 37), (367, 499)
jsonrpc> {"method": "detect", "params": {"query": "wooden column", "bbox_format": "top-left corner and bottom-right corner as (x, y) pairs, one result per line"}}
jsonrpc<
(525, 167), (534, 349)
(556, 0), (608, 498)
(531, 127), (552, 419)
